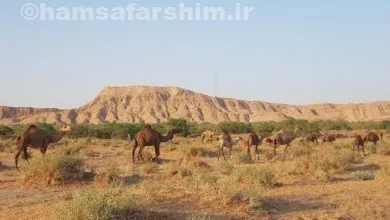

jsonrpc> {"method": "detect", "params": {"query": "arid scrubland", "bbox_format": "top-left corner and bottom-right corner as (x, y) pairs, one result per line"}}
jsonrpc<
(1, 132), (390, 220)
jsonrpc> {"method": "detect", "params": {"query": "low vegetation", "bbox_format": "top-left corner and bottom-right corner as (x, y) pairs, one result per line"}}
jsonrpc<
(21, 155), (84, 185)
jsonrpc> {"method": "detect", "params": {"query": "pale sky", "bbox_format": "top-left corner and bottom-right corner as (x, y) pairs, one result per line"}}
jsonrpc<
(1, 0), (389, 109)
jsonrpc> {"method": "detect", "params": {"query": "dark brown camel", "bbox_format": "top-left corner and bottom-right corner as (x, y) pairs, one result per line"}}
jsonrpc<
(273, 127), (299, 156)
(132, 125), (182, 164)
(353, 135), (366, 156)
(245, 132), (265, 160)
(321, 134), (336, 144)
(305, 134), (319, 144)
(364, 132), (380, 145)
(15, 124), (71, 170)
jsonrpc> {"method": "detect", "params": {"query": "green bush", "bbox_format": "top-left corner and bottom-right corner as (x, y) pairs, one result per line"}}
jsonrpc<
(0, 125), (14, 137)
(37, 123), (57, 134)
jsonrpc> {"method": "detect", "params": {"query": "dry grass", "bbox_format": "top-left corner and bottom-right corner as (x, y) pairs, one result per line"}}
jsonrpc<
(1, 135), (390, 219)
(21, 155), (85, 186)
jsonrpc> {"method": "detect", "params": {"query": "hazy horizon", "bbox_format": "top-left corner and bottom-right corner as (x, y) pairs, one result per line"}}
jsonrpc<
(1, 1), (389, 108)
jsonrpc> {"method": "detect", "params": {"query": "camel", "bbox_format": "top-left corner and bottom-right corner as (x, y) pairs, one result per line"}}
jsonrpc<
(353, 135), (366, 156)
(132, 125), (182, 164)
(15, 124), (71, 170)
(245, 132), (265, 160)
(218, 132), (243, 161)
(379, 131), (384, 140)
(272, 127), (299, 156)
(264, 137), (273, 145)
(305, 134), (319, 144)
(201, 130), (215, 143)
(364, 132), (380, 145)
(321, 134), (336, 144)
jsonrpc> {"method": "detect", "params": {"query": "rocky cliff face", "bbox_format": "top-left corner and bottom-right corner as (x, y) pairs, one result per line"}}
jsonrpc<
(1, 85), (390, 125)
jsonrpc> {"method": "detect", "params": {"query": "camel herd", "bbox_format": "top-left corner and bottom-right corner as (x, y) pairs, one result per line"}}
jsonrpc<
(11, 124), (386, 169)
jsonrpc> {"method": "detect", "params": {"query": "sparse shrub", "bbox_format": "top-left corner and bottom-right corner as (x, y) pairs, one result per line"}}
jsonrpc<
(182, 147), (207, 158)
(84, 149), (100, 158)
(231, 166), (277, 188)
(55, 189), (136, 220)
(293, 147), (361, 178)
(291, 143), (314, 157)
(62, 145), (85, 156)
(349, 171), (375, 181)
(165, 145), (178, 152)
(377, 165), (390, 181)
(265, 151), (275, 161)
(0, 143), (4, 152)
(236, 152), (252, 164)
(216, 161), (234, 175)
(95, 166), (122, 186)
(142, 151), (154, 161)
(22, 155), (84, 185)
(0, 125), (14, 137)
(377, 144), (390, 156)
(140, 163), (159, 175)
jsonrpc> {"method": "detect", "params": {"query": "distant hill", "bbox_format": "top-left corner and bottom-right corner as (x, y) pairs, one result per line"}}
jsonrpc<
(1, 85), (390, 125)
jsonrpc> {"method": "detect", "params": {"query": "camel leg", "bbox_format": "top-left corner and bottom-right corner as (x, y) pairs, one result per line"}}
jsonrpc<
(228, 147), (232, 159)
(153, 144), (161, 164)
(273, 146), (277, 156)
(132, 141), (139, 163)
(362, 145), (366, 157)
(255, 145), (260, 160)
(23, 147), (30, 165)
(15, 148), (23, 171)
(221, 147), (227, 161)
(137, 146), (146, 163)
(247, 146), (251, 158)
(284, 143), (290, 154)
(218, 147), (221, 161)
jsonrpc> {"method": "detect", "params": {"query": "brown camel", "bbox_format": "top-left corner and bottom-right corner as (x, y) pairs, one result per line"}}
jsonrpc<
(305, 134), (319, 144)
(218, 132), (243, 161)
(245, 132), (265, 160)
(132, 125), (182, 164)
(264, 137), (273, 145)
(15, 124), (71, 170)
(272, 127), (299, 156)
(201, 130), (215, 143)
(364, 132), (380, 145)
(353, 135), (366, 156)
(321, 134), (336, 144)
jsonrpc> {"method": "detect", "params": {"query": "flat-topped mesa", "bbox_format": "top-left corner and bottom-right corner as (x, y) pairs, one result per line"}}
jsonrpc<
(98, 85), (194, 98)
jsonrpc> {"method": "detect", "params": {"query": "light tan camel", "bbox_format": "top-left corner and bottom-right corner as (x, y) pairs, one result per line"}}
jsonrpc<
(201, 130), (215, 143)
(245, 132), (265, 160)
(353, 135), (366, 156)
(15, 124), (71, 170)
(218, 132), (243, 161)
(132, 125), (182, 164)
(272, 127), (299, 156)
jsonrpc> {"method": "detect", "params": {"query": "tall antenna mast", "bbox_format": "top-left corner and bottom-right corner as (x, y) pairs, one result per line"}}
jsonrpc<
(214, 72), (218, 97)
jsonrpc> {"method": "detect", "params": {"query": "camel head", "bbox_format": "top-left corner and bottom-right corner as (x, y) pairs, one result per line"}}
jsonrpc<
(59, 124), (71, 133)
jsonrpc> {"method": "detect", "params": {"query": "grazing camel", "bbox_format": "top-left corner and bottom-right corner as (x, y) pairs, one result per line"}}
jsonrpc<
(364, 132), (380, 145)
(245, 132), (265, 160)
(15, 124), (71, 170)
(201, 130), (215, 143)
(353, 135), (366, 156)
(321, 134), (336, 144)
(132, 125), (182, 164)
(272, 127), (299, 156)
(218, 132), (243, 161)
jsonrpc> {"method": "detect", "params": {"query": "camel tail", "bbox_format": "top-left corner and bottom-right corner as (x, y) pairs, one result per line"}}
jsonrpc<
(132, 139), (139, 163)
